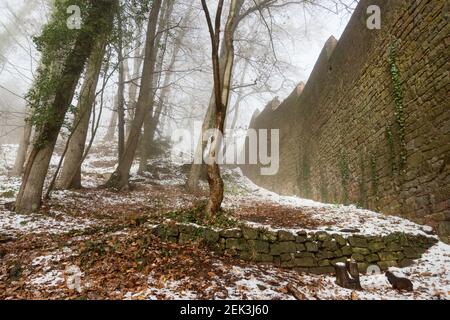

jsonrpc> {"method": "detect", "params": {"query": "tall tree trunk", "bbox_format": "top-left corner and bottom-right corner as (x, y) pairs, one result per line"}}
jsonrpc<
(10, 112), (32, 176)
(105, 0), (163, 190)
(138, 0), (175, 173)
(187, 0), (244, 192)
(14, 0), (117, 214)
(201, 0), (240, 217)
(148, 4), (193, 144)
(103, 95), (118, 142)
(117, 10), (126, 165)
(56, 32), (109, 189)
(126, 23), (145, 137)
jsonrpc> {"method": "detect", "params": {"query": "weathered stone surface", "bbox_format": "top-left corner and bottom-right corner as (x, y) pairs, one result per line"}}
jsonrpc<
(153, 223), (435, 274)
(378, 251), (400, 261)
(318, 259), (331, 266)
(221, 229), (242, 238)
(316, 251), (336, 260)
(348, 236), (368, 248)
(239, 251), (253, 260)
(341, 246), (353, 256)
(366, 254), (380, 263)
(270, 242), (296, 255)
(204, 229), (220, 243)
(333, 234), (347, 246)
(385, 242), (402, 252)
(295, 234), (308, 243)
(352, 247), (370, 255)
(351, 253), (365, 262)
(254, 253), (274, 263)
(280, 253), (295, 262)
(178, 224), (197, 234)
(259, 230), (278, 242)
(278, 230), (296, 241)
(226, 238), (248, 250)
(321, 239), (338, 251)
(368, 241), (386, 252)
(241, 226), (259, 240)
(247, 240), (269, 253)
(305, 242), (319, 252)
(315, 232), (330, 242)
(294, 257), (317, 267)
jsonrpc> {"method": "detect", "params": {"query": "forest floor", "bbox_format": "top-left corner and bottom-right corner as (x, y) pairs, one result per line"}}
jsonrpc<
(0, 143), (449, 300)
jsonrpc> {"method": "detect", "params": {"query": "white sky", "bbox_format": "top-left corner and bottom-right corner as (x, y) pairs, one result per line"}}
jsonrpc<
(0, 0), (354, 142)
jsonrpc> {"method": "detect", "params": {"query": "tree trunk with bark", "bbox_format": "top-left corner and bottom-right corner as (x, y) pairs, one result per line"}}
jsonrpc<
(187, 0), (244, 192)
(201, 0), (240, 217)
(117, 10), (126, 165)
(14, 0), (117, 214)
(56, 32), (109, 189)
(105, 0), (163, 190)
(103, 95), (118, 142)
(10, 113), (32, 177)
(138, 0), (175, 174)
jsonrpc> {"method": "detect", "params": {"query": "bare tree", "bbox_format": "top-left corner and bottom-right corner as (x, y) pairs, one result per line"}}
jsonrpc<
(201, 0), (240, 217)
(105, 0), (163, 190)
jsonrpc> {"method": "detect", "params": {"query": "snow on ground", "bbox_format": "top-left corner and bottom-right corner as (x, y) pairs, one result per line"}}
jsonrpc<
(1, 144), (449, 300)
(0, 145), (99, 236)
(223, 167), (436, 238)
(125, 242), (450, 300)
(0, 210), (97, 236)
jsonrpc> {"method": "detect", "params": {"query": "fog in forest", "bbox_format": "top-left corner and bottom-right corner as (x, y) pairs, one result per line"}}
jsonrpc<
(0, 0), (354, 145)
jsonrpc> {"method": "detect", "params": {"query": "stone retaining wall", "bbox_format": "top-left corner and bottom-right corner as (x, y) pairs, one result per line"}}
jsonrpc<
(152, 222), (437, 274)
(242, 0), (450, 243)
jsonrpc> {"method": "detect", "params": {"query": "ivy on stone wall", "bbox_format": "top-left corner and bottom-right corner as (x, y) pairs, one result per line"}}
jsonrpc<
(388, 40), (407, 172)
(385, 124), (397, 175)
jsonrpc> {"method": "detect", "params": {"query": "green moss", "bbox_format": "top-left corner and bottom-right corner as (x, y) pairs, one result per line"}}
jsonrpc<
(385, 124), (397, 175)
(388, 40), (406, 172)
(164, 202), (239, 229)
(357, 154), (367, 208)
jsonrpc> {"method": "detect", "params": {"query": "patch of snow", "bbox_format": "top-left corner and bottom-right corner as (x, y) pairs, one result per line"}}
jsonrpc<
(223, 167), (436, 238)
(0, 210), (96, 236)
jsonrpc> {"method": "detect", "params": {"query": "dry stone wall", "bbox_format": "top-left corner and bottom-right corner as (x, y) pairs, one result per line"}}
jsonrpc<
(153, 222), (437, 274)
(242, 0), (450, 242)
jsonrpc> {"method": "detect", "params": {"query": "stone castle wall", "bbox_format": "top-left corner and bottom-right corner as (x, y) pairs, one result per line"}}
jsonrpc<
(242, 0), (450, 241)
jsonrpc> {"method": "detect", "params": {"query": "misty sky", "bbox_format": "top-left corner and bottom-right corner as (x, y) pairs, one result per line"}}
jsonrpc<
(0, 0), (355, 143)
